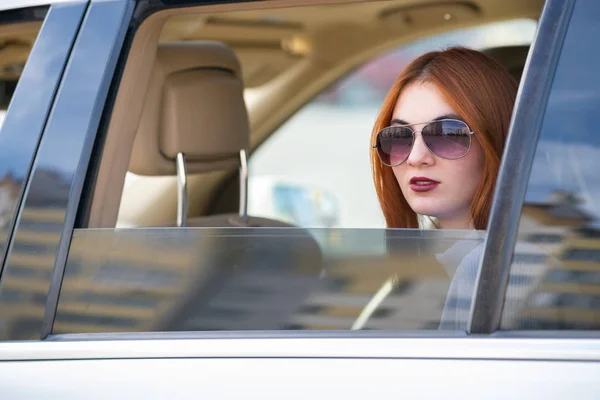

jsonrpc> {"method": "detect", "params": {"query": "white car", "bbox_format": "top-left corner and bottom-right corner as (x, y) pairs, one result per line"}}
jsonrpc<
(0, 0), (599, 398)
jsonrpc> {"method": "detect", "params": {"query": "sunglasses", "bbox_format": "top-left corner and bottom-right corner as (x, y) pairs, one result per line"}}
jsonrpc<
(373, 118), (475, 167)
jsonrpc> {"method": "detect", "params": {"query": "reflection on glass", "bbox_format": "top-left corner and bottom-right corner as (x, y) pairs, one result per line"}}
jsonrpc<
(51, 228), (486, 334)
(0, 16), (43, 236)
(0, 167), (69, 340)
(505, 191), (600, 330)
(503, 0), (600, 330)
(0, 4), (89, 340)
(0, 0), (130, 340)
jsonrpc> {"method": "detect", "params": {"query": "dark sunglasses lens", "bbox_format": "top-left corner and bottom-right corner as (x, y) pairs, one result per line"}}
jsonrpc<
(376, 126), (413, 166)
(422, 120), (471, 159)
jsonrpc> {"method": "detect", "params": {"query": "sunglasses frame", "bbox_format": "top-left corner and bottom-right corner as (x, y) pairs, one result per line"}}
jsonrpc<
(372, 118), (475, 167)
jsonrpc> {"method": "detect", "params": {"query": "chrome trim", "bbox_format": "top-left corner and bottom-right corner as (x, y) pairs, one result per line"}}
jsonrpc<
(176, 152), (187, 228)
(468, 0), (576, 334)
(238, 149), (248, 222)
(1, 337), (600, 361)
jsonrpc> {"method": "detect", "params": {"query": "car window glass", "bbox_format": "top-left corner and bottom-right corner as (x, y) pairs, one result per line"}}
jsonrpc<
(56, 16), (538, 336)
(502, 0), (600, 330)
(0, 5), (77, 341)
(0, 6), (48, 228)
(246, 19), (536, 229)
(32, 1), (543, 337)
(0, 7), (47, 132)
(55, 227), (485, 334)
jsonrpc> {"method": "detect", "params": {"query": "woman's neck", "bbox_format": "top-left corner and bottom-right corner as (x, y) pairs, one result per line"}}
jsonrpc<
(437, 215), (475, 230)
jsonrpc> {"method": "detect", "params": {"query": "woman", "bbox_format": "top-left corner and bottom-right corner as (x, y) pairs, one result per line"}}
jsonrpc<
(370, 47), (518, 329)
(371, 46), (517, 230)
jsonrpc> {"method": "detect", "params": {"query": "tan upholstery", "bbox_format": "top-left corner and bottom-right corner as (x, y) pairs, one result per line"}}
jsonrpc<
(127, 40), (295, 229)
(129, 41), (250, 176)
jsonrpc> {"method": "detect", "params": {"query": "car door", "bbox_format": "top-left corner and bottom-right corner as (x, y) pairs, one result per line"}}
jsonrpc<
(1, 0), (600, 398)
(0, 0), (88, 340)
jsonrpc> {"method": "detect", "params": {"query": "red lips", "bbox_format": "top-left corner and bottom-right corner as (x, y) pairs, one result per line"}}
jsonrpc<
(409, 176), (440, 193)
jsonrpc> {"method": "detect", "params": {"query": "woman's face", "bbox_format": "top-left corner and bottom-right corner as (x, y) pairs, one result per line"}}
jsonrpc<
(390, 82), (485, 229)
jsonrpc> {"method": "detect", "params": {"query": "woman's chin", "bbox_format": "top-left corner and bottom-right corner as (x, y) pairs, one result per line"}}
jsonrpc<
(411, 207), (464, 222)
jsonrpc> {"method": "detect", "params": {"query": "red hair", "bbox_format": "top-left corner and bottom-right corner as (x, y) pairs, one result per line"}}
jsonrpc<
(371, 47), (518, 229)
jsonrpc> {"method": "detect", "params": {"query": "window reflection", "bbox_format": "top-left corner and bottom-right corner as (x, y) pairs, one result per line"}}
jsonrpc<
(49, 228), (483, 335)
(503, 0), (600, 330)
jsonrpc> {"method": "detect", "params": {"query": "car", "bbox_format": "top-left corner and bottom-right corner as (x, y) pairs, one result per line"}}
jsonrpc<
(0, 0), (599, 397)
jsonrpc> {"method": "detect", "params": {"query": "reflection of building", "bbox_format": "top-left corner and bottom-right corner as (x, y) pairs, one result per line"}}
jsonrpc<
(0, 225), (459, 335)
(0, 172), (21, 228)
(51, 229), (456, 333)
(0, 169), (88, 340)
(0, 206), (65, 340)
(284, 264), (450, 331)
(505, 191), (600, 329)
(5, 189), (599, 338)
(27, 170), (72, 207)
(0, 216), (551, 337)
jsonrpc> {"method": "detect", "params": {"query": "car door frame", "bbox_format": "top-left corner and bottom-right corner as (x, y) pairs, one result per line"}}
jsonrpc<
(468, 0), (576, 333)
(0, 0), (89, 273)
(0, 0), (595, 357)
(0, 0), (90, 340)
(0, 0), (132, 341)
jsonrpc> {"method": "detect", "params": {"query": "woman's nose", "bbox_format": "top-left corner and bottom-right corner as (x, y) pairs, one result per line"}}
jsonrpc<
(406, 134), (435, 166)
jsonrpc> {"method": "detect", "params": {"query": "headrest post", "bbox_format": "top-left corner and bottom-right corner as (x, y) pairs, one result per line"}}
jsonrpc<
(239, 149), (248, 222)
(176, 152), (188, 227)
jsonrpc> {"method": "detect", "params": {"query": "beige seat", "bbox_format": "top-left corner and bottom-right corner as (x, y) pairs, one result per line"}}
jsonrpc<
(127, 42), (323, 331)
(129, 41), (292, 228)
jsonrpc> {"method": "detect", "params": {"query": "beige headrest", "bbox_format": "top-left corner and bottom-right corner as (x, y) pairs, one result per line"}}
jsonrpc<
(129, 41), (250, 176)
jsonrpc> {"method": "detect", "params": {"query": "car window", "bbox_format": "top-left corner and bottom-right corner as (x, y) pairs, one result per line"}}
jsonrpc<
(54, 228), (486, 333)
(0, 2), (101, 341)
(1, 0), (547, 340)
(0, 5), (47, 225)
(0, 5), (49, 121)
(502, 0), (600, 330)
(0, 6), (50, 341)
(53, 18), (538, 336)
(246, 19), (536, 229)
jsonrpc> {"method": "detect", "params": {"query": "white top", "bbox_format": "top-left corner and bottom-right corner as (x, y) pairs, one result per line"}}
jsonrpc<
(437, 232), (486, 330)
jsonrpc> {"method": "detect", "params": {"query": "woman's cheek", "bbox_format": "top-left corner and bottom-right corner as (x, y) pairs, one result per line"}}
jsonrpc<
(392, 167), (406, 191)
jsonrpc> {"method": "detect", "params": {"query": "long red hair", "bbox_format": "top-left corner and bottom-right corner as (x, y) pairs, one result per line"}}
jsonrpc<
(371, 47), (518, 229)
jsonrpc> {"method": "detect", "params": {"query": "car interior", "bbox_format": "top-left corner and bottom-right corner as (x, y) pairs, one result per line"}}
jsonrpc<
(0, 0), (543, 230)
(76, 0), (542, 230)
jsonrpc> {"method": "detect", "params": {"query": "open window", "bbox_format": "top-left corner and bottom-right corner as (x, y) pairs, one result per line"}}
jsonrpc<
(1, 0), (552, 340)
